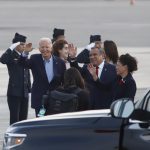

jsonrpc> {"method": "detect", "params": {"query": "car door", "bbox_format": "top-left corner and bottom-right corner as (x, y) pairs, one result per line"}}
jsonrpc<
(44, 116), (122, 150)
(123, 89), (150, 150)
(89, 117), (122, 150)
(123, 121), (150, 150)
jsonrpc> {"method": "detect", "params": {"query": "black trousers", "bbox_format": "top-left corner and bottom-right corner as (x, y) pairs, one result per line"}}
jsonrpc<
(7, 96), (29, 125)
(35, 107), (41, 117)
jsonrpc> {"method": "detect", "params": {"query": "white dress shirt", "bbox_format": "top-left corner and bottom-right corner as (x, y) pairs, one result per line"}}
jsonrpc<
(97, 61), (104, 78)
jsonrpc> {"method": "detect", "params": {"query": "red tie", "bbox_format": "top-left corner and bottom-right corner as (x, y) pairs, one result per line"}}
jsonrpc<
(96, 66), (99, 76)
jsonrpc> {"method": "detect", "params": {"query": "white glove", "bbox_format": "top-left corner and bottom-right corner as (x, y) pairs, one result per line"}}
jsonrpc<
(9, 42), (20, 50)
(85, 42), (95, 51)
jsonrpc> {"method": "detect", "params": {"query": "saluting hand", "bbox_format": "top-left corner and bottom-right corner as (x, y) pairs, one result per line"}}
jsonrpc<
(9, 42), (21, 50)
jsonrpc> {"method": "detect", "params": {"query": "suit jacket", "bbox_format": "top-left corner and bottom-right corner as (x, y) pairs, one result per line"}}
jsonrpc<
(81, 62), (117, 109)
(113, 73), (137, 101)
(57, 86), (90, 111)
(76, 48), (90, 64)
(20, 54), (66, 109)
(0, 48), (31, 97)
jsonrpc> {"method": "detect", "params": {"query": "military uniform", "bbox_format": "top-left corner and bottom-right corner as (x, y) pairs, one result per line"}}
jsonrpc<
(0, 33), (31, 125)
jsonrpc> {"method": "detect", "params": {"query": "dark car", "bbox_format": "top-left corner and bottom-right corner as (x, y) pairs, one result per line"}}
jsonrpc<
(2, 89), (150, 150)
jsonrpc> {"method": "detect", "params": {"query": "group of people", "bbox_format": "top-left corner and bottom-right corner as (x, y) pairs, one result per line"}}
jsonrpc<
(0, 28), (138, 125)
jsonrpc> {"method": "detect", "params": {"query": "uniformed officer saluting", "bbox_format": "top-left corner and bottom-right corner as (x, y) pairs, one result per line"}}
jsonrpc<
(0, 33), (31, 125)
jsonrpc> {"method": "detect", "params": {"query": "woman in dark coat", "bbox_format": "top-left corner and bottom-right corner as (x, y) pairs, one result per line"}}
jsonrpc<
(43, 67), (90, 115)
(113, 53), (138, 101)
(61, 67), (90, 111)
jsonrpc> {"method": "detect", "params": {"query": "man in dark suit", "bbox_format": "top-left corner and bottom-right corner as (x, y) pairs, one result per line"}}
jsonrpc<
(21, 37), (66, 116)
(71, 45), (117, 109)
(0, 33), (31, 125)
(86, 46), (117, 109)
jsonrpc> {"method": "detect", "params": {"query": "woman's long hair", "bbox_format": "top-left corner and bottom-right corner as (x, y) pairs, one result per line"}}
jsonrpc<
(64, 67), (85, 89)
(104, 40), (119, 64)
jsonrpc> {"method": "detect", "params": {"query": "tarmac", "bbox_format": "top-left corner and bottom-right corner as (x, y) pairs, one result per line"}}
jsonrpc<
(0, 0), (150, 149)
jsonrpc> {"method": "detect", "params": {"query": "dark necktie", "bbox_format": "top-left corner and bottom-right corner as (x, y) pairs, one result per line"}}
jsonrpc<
(96, 66), (99, 76)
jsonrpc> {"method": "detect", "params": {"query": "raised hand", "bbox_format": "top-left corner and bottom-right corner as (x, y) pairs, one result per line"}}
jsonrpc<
(68, 43), (77, 58)
(9, 42), (21, 50)
(87, 63), (98, 81)
(85, 43), (95, 51)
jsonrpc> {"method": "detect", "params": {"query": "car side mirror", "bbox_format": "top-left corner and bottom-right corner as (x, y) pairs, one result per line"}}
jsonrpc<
(110, 98), (134, 118)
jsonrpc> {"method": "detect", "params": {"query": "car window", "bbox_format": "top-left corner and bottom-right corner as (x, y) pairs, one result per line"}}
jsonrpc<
(135, 89), (150, 112)
(132, 89), (150, 121)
